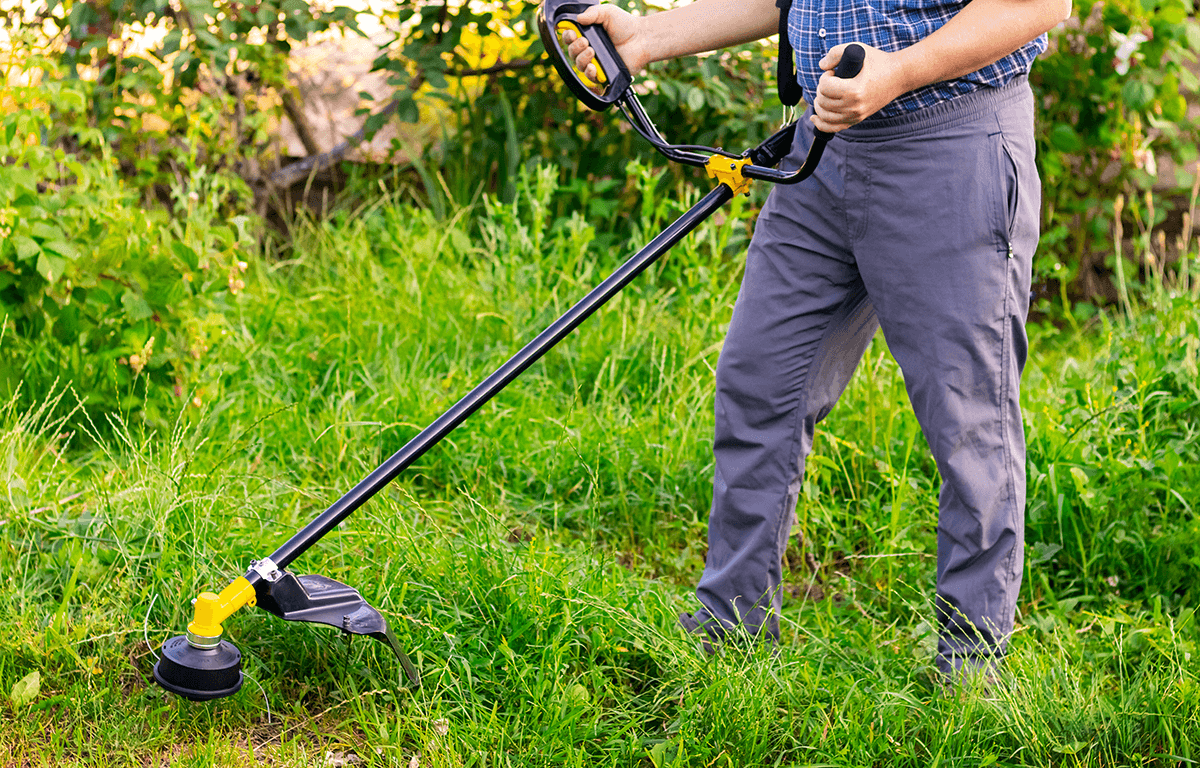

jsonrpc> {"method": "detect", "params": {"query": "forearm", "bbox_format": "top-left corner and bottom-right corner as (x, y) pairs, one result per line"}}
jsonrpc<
(570, 0), (779, 78)
(634, 0), (779, 63)
(893, 0), (1072, 92)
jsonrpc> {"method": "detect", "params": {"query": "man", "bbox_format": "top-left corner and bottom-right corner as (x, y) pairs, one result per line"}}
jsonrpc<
(565, 0), (1071, 680)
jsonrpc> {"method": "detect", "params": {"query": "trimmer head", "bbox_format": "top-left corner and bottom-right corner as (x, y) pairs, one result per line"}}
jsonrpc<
(153, 636), (244, 701)
(153, 561), (420, 702)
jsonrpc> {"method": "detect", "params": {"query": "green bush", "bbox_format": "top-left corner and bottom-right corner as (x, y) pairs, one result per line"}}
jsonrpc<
(1031, 0), (1200, 311)
(13, 1), (1199, 314)
(0, 74), (255, 425)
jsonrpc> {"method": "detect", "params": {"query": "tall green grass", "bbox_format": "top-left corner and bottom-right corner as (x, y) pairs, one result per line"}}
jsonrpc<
(2, 166), (1199, 765)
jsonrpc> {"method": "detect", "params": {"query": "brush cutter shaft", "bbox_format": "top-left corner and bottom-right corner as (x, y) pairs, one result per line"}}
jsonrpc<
(266, 184), (734, 570)
(267, 42), (866, 574)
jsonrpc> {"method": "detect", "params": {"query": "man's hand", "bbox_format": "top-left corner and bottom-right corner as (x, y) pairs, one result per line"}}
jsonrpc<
(562, 4), (651, 82)
(811, 43), (909, 133)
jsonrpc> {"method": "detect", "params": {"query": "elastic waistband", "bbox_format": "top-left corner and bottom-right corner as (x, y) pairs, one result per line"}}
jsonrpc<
(836, 75), (1031, 142)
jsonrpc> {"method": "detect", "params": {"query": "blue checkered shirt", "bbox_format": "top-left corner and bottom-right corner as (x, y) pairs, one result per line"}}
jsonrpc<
(787, 1), (1047, 117)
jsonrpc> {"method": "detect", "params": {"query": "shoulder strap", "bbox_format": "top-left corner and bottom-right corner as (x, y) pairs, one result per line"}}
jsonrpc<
(776, 0), (802, 107)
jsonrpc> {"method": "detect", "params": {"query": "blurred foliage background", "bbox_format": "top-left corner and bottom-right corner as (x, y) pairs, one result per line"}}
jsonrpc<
(1, 0), (1198, 424)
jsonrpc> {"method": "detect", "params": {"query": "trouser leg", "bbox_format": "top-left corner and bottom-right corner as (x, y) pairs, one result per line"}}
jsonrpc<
(693, 133), (878, 640)
(692, 81), (1039, 668)
(851, 85), (1040, 673)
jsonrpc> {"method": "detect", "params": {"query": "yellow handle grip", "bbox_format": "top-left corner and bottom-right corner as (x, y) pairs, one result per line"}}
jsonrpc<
(556, 20), (609, 86)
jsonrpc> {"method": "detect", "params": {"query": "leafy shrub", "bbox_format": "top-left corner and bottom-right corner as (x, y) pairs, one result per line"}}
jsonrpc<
(11, 0), (360, 195)
(0, 74), (255, 425)
(362, 0), (783, 214)
(1031, 0), (1200, 311)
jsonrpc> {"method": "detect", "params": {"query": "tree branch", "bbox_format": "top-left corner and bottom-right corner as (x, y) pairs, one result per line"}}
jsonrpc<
(281, 88), (323, 157)
(266, 90), (410, 189)
(264, 54), (538, 191)
(448, 58), (537, 77)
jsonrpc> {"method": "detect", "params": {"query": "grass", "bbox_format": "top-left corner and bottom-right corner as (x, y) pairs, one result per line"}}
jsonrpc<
(2, 165), (1200, 766)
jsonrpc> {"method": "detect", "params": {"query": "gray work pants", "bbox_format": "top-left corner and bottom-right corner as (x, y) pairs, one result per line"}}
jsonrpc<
(693, 77), (1039, 674)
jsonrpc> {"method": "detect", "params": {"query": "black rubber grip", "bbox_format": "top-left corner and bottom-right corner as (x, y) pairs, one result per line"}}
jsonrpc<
(813, 43), (866, 143)
(833, 43), (866, 80)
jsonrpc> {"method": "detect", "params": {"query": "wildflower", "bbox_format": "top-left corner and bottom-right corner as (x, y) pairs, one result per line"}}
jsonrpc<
(1111, 30), (1148, 75)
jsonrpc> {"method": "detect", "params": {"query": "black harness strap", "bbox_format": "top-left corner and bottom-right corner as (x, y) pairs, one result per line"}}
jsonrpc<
(776, 0), (802, 107)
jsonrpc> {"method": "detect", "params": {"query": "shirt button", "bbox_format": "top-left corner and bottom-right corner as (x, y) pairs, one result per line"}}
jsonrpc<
(818, 28), (826, 38)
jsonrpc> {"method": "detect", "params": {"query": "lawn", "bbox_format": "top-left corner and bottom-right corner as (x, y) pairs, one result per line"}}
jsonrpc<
(3, 166), (1200, 767)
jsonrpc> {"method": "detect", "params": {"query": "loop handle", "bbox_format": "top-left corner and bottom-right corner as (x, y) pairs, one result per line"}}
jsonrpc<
(537, 0), (633, 112)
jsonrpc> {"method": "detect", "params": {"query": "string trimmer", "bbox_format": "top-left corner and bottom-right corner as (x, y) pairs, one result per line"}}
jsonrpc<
(153, 0), (864, 701)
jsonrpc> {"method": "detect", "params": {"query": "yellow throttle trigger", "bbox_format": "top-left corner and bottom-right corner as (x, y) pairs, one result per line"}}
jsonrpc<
(706, 156), (752, 197)
(555, 20), (608, 86)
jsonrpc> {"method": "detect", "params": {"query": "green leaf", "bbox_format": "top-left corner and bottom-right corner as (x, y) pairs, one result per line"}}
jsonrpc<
(1158, 0), (1187, 25)
(59, 87), (86, 111)
(36, 252), (67, 284)
(181, 0), (216, 16)
(171, 240), (200, 270)
(1103, 5), (1133, 34)
(13, 235), (40, 262)
(10, 671), (40, 708)
(1049, 123), (1083, 153)
(1121, 80), (1156, 111)
(396, 97), (419, 124)
(43, 240), (81, 261)
(1162, 94), (1188, 122)
(364, 109), (390, 136)
(1056, 741), (1090, 756)
(424, 66), (448, 90)
(30, 221), (66, 242)
(160, 28), (182, 57)
(686, 86), (705, 111)
(8, 167), (38, 194)
(121, 291), (153, 321)
(284, 16), (307, 40)
(193, 27), (220, 50)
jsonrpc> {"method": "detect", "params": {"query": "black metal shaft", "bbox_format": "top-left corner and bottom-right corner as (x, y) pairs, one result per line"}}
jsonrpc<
(267, 183), (734, 569)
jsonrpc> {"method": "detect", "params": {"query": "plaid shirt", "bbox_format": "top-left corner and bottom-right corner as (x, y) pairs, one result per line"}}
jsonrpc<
(787, 1), (1047, 117)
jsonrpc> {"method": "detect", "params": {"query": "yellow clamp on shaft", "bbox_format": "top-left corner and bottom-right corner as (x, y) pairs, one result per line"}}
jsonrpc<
(706, 156), (752, 197)
(186, 577), (256, 643)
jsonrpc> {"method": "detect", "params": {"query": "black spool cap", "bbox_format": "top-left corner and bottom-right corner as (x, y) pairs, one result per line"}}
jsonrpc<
(153, 636), (244, 701)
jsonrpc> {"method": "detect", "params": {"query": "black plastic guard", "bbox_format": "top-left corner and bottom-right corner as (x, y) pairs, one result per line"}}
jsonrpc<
(255, 572), (421, 688)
